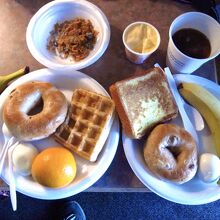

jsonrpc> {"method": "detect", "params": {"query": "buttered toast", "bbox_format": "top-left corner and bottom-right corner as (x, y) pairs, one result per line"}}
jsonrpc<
(110, 67), (178, 139)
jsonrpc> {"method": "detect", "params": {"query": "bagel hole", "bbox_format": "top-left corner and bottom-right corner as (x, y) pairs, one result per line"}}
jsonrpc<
(167, 135), (179, 145)
(167, 146), (182, 159)
(27, 97), (44, 116)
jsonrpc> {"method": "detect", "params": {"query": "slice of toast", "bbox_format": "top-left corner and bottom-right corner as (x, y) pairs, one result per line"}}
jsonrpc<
(109, 67), (178, 139)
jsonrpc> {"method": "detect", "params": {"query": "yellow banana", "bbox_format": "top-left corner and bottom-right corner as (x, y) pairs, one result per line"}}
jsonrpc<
(179, 83), (220, 157)
(0, 66), (29, 94)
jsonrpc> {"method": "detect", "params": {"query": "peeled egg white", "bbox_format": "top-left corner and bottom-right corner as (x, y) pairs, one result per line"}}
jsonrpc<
(199, 153), (220, 183)
(12, 142), (39, 176)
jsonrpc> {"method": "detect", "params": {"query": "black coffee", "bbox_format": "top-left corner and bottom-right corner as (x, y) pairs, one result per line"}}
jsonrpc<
(172, 28), (211, 59)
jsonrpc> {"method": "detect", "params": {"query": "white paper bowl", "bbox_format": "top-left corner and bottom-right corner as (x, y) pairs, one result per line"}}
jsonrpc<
(26, 0), (110, 70)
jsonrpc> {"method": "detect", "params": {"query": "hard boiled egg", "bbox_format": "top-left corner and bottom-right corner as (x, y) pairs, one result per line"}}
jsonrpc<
(199, 153), (220, 183)
(12, 142), (39, 176)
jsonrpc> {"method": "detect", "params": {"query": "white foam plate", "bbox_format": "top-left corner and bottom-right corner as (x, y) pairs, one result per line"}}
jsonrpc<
(0, 68), (119, 200)
(123, 74), (220, 205)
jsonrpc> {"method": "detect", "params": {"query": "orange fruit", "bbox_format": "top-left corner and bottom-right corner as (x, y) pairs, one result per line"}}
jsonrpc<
(31, 147), (77, 188)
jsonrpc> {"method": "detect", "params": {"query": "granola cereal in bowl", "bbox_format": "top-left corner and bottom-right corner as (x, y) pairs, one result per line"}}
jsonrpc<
(26, 0), (110, 71)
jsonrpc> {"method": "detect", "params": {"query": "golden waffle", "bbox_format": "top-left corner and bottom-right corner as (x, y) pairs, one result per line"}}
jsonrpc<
(54, 89), (115, 162)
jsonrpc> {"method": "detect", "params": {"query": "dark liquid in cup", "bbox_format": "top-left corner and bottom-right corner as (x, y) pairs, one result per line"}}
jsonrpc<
(172, 28), (211, 59)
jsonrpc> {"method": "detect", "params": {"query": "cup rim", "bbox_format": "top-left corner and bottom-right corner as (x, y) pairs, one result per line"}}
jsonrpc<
(122, 21), (161, 56)
(169, 11), (220, 61)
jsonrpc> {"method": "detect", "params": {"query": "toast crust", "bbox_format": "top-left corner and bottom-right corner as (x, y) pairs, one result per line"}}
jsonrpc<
(109, 84), (134, 138)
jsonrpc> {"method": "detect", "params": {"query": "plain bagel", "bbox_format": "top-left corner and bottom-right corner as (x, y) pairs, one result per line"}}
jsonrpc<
(143, 124), (198, 184)
(3, 81), (68, 141)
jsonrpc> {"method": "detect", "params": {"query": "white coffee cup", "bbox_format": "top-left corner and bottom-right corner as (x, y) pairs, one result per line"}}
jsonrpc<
(166, 12), (220, 74)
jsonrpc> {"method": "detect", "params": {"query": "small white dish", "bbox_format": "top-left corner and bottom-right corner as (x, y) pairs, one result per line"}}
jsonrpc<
(0, 68), (119, 200)
(122, 21), (160, 64)
(123, 74), (220, 205)
(26, 0), (110, 70)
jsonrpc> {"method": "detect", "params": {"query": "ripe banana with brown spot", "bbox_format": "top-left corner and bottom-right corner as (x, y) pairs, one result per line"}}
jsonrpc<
(179, 83), (220, 157)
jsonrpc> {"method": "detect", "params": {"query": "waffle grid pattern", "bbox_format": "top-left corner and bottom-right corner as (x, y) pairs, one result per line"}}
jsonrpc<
(54, 89), (114, 161)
